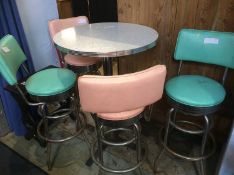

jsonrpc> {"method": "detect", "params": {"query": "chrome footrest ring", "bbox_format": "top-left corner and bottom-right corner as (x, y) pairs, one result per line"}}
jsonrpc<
(37, 112), (86, 143)
(101, 128), (136, 146)
(91, 139), (147, 174)
(159, 126), (216, 161)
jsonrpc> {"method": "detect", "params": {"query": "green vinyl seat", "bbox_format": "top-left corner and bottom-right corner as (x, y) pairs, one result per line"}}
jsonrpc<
(0, 34), (76, 99)
(25, 68), (76, 96)
(165, 75), (226, 107)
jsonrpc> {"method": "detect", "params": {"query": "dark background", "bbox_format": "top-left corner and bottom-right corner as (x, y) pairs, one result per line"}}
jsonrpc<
(71, 0), (118, 23)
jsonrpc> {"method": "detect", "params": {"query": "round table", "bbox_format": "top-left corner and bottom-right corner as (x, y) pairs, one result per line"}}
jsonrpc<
(53, 22), (158, 75)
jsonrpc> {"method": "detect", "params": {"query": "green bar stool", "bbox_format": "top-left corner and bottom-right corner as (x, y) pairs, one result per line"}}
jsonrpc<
(0, 35), (85, 170)
(154, 29), (234, 175)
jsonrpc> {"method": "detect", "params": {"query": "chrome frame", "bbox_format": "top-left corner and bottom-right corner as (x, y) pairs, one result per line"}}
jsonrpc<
(15, 85), (45, 106)
(91, 114), (147, 174)
(154, 107), (216, 175)
(36, 95), (86, 170)
(5, 84), (45, 145)
(21, 63), (30, 75)
(222, 67), (228, 85)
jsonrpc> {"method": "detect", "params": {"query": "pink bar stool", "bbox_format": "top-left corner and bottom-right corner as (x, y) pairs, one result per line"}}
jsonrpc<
(48, 16), (102, 74)
(78, 65), (167, 173)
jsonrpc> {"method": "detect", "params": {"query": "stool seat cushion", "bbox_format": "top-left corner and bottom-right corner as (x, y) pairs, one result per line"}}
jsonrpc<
(64, 54), (101, 66)
(98, 107), (144, 121)
(25, 68), (76, 96)
(165, 75), (226, 107)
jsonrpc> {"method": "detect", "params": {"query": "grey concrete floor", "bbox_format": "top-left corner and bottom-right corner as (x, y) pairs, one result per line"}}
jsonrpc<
(0, 116), (221, 175)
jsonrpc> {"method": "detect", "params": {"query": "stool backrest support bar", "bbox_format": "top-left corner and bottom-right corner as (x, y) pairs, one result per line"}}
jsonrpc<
(78, 65), (166, 113)
(48, 16), (89, 38)
(174, 29), (234, 69)
(0, 35), (26, 85)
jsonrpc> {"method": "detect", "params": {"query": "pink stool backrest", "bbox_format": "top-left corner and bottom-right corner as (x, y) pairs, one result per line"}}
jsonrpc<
(78, 65), (167, 113)
(48, 16), (89, 67)
(48, 16), (89, 38)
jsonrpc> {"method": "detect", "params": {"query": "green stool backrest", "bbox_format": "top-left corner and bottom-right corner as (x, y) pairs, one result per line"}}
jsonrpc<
(174, 29), (234, 69)
(0, 35), (26, 85)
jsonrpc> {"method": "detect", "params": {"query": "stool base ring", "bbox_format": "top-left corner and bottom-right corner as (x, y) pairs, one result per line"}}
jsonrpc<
(159, 125), (216, 161)
(101, 128), (136, 146)
(91, 139), (147, 174)
(37, 111), (86, 143)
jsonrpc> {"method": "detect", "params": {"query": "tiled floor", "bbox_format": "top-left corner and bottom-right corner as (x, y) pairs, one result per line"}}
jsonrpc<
(0, 114), (221, 175)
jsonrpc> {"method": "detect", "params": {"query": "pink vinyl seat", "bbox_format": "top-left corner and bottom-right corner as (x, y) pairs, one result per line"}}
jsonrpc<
(78, 65), (166, 173)
(48, 16), (102, 71)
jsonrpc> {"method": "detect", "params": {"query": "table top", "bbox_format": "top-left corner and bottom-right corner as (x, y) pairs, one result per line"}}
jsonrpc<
(53, 22), (158, 57)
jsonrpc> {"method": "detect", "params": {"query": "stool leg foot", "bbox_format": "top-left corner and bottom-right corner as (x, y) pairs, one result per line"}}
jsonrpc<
(200, 160), (206, 175)
(138, 167), (143, 175)
(94, 116), (103, 164)
(47, 142), (52, 170)
(153, 148), (165, 173)
(134, 122), (141, 162)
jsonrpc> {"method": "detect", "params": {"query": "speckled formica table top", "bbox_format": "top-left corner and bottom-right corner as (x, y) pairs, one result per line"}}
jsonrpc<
(53, 22), (158, 57)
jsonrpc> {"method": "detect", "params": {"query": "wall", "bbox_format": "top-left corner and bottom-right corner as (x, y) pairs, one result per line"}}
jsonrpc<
(117, 0), (234, 141)
(57, 0), (73, 19)
(16, 0), (60, 70)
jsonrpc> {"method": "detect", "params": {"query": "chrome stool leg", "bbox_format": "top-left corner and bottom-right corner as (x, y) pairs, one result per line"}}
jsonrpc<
(73, 89), (91, 149)
(97, 126), (104, 164)
(134, 123), (141, 162)
(134, 122), (144, 175)
(154, 108), (174, 173)
(94, 116), (104, 164)
(78, 112), (92, 149)
(200, 115), (209, 175)
(171, 109), (177, 129)
(40, 104), (53, 170)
